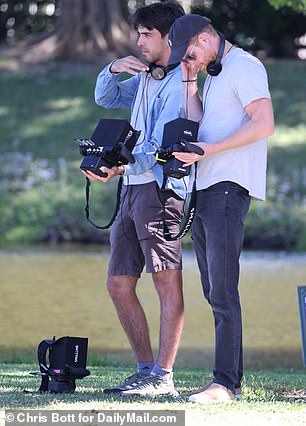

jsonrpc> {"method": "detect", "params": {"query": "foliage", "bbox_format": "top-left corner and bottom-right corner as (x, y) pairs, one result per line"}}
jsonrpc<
(192, 0), (306, 58)
(0, 153), (120, 244)
(0, 70), (127, 244)
(268, 0), (306, 13)
(0, 0), (58, 43)
(245, 201), (306, 250)
(0, 1), (306, 58)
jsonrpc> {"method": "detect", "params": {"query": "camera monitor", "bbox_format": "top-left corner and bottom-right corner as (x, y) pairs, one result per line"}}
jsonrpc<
(77, 119), (140, 177)
(161, 117), (200, 179)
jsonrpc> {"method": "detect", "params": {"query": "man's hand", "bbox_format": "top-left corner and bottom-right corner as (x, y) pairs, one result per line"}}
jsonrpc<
(82, 166), (124, 183)
(110, 56), (149, 75)
(173, 142), (209, 166)
(181, 59), (201, 82)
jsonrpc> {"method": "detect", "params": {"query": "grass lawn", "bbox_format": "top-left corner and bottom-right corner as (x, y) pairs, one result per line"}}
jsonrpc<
(0, 363), (305, 425)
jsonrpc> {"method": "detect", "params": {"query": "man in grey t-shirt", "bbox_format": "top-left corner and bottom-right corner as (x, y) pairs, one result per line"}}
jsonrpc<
(168, 14), (274, 403)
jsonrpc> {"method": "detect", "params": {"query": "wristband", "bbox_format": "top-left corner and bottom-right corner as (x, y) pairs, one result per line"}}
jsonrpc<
(182, 79), (197, 82)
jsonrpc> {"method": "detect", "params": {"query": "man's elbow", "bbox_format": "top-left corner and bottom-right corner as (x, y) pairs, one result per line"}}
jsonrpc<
(264, 101), (275, 138)
(265, 117), (275, 138)
(94, 92), (113, 108)
(260, 122), (274, 140)
(257, 113), (275, 139)
(250, 98), (275, 139)
(94, 91), (105, 106)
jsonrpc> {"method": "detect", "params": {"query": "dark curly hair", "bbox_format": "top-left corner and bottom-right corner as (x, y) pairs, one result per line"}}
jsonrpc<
(131, 1), (185, 38)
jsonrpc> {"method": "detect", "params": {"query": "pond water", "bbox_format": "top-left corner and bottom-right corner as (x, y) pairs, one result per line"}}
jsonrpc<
(1, 247), (305, 370)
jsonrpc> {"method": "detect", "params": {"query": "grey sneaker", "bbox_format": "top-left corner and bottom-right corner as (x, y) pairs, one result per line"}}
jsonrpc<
(103, 371), (148, 393)
(120, 373), (178, 397)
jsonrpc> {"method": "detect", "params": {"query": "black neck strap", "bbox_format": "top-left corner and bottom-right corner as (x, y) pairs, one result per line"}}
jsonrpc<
(85, 177), (123, 229)
(163, 163), (198, 241)
(165, 62), (180, 73)
(149, 62), (180, 72)
(216, 31), (225, 65)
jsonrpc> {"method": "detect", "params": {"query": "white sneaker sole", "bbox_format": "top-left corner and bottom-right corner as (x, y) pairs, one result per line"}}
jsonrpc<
(121, 389), (179, 397)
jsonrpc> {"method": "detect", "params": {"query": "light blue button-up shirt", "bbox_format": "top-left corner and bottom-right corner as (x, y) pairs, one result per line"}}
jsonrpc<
(94, 63), (188, 199)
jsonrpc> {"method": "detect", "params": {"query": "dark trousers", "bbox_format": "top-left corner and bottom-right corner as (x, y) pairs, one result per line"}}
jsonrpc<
(192, 181), (251, 390)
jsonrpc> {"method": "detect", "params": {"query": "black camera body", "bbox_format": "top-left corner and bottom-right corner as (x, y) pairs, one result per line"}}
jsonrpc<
(76, 119), (140, 177)
(156, 118), (200, 179)
(30, 336), (90, 393)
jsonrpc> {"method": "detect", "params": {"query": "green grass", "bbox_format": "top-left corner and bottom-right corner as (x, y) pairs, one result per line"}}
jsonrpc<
(0, 363), (305, 425)
(0, 71), (128, 160)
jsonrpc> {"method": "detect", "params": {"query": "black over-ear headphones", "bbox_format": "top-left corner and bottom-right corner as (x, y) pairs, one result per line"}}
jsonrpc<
(206, 31), (225, 77)
(147, 62), (180, 80)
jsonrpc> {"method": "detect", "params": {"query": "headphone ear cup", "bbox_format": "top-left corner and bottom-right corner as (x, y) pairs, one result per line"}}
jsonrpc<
(148, 62), (179, 80)
(206, 61), (222, 76)
(151, 65), (166, 80)
(206, 32), (225, 77)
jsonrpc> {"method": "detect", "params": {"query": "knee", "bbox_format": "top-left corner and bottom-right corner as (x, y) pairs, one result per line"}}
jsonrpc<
(107, 277), (119, 300)
(209, 290), (240, 311)
(107, 276), (136, 301)
(154, 273), (184, 308)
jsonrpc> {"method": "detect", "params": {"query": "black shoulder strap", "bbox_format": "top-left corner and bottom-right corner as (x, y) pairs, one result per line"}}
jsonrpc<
(85, 176), (123, 229)
(37, 339), (53, 392)
(163, 164), (198, 241)
(163, 180), (197, 241)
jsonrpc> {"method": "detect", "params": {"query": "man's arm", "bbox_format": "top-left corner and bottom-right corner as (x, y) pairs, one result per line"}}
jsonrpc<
(183, 80), (203, 122)
(173, 97), (274, 166)
(84, 57), (150, 183)
(94, 56), (147, 109)
(207, 97), (274, 154)
(181, 60), (203, 122)
(86, 70), (184, 182)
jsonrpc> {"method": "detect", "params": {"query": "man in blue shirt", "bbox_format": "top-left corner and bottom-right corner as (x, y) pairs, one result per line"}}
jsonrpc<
(83, 1), (185, 397)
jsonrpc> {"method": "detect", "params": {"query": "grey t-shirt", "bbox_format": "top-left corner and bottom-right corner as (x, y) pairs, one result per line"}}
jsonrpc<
(193, 47), (271, 200)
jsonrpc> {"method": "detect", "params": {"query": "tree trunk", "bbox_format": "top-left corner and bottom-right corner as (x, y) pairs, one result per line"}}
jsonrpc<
(20, 0), (139, 64)
(54, 0), (137, 59)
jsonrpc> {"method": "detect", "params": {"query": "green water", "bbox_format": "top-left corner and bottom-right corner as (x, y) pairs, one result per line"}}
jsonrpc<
(1, 247), (305, 369)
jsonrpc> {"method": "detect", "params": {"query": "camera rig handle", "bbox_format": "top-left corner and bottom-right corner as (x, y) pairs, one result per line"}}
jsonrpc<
(155, 139), (204, 163)
(174, 139), (204, 156)
(29, 338), (55, 392)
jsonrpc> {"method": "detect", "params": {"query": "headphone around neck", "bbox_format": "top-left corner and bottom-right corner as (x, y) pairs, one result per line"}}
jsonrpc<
(206, 31), (225, 77)
(147, 62), (180, 80)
